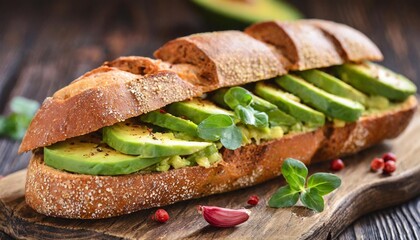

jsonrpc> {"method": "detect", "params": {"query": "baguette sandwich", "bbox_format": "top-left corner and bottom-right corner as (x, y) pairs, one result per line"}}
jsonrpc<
(20, 19), (417, 219)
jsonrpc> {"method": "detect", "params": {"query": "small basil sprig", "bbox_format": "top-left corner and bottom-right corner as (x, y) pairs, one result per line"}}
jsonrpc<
(0, 97), (39, 140)
(269, 158), (341, 212)
(224, 87), (268, 128)
(197, 114), (242, 150)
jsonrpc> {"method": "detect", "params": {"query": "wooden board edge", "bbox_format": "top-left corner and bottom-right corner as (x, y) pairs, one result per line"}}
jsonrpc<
(0, 169), (26, 201)
(303, 165), (420, 239)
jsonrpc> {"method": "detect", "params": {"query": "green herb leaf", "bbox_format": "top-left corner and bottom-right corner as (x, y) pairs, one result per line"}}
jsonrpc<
(0, 97), (39, 140)
(197, 114), (232, 141)
(220, 124), (243, 150)
(253, 110), (269, 128)
(270, 158), (341, 213)
(235, 105), (254, 124)
(0, 116), (6, 135)
(307, 173), (341, 196)
(1, 113), (32, 140)
(197, 114), (242, 150)
(281, 158), (308, 191)
(223, 87), (269, 128)
(300, 188), (324, 212)
(268, 185), (300, 208)
(10, 96), (40, 117)
(224, 87), (253, 109)
(234, 105), (268, 128)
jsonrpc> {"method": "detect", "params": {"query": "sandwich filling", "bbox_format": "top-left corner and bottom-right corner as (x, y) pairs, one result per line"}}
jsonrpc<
(43, 62), (417, 175)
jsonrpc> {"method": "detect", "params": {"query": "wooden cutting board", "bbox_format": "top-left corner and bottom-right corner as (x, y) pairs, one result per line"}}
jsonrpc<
(1, 109), (420, 239)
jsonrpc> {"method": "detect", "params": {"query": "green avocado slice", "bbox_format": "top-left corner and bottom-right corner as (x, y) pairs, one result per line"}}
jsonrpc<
(332, 63), (417, 101)
(297, 69), (369, 105)
(103, 119), (212, 157)
(192, 0), (302, 25)
(167, 98), (236, 124)
(254, 82), (325, 127)
(186, 144), (221, 167)
(44, 135), (164, 175)
(212, 87), (298, 127)
(139, 110), (198, 137)
(276, 75), (365, 122)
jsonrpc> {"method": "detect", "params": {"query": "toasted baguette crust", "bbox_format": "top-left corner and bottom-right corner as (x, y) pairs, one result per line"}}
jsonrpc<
(25, 97), (417, 219)
(19, 62), (198, 153)
(154, 31), (285, 92)
(245, 21), (345, 70)
(304, 19), (383, 62)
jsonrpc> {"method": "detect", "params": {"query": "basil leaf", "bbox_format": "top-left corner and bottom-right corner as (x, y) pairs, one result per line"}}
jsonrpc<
(253, 111), (269, 128)
(268, 185), (300, 208)
(234, 105), (268, 128)
(10, 96), (39, 117)
(220, 124), (243, 150)
(307, 173), (341, 196)
(235, 105), (255, 125)
(0, 116), (6, 135)
(197, 114), (242, 150)
(300, 188), (324, 212)
(270, 159), (341, 212)
(224, 87), (253, 109)
(223, 87), (269, 128)
(0, 97), (39, 140)
(197, 114), (233, 141)
(1, 113), (31, 140)
(281, 158), (308, 191)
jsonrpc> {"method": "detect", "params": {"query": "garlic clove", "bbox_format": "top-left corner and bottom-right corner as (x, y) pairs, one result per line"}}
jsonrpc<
(198, 205), (251, 228)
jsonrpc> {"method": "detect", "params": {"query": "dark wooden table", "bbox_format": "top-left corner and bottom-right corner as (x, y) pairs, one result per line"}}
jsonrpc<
(0, 0), (419, 239)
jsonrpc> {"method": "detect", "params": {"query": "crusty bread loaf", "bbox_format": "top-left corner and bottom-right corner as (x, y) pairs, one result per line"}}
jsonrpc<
(25, 96), (417, 219)
(20, 19), (418, 219)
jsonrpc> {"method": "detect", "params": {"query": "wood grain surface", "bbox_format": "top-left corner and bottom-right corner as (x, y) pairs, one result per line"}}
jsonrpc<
(1, 108), (420, 239)
(0, 0), (419, 239)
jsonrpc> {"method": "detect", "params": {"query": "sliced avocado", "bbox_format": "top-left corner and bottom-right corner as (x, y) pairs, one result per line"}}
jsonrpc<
(103, 119), (212, 157)
(211, 88), (231, 109)
(254, 82), (325, 127)
(192, 0), (302, 27)
(251, 93), (298, 127)
(168, 155), (191, 169)
(332, 63), (417, 101)
(149, 144), (221, 171)
(212, 87), (298, 127)
(186, 144), (221, 168)
(139, 110), (198, 137)
(44, 134), (164, 175)
(240, 125), (284, 145)
(297, 70), (369, 105)
(275, 75), (365, 122)
(167, 98), (236, 124)
(365, 95), (390, 110)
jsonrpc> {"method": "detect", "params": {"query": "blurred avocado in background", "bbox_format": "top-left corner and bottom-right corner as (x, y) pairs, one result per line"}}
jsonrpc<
(191, 0), (302, 30)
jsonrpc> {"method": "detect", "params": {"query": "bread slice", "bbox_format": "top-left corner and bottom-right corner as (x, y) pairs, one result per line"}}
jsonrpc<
(19, 58), (199, 153)
(245, 21), (345, 70)
(154, 31), (285, 92)
(304, 19), (383, 62)
(25, 96), (417, 219)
